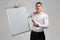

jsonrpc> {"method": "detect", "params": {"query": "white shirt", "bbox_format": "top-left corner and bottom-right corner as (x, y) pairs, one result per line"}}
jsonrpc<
(29, 12), (49, 32)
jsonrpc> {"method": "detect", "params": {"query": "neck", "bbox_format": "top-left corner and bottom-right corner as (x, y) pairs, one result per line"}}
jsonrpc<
(36, 10), (42, 14)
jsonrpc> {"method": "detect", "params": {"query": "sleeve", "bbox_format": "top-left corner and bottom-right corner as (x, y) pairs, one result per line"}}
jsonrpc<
(27, 13), (33, 30)
(35, 14), (49, 29)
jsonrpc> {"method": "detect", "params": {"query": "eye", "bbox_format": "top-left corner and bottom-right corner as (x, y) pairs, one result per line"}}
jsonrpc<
(36, 6), (38, 7)
(39, 5), (41, 7)
(36, 5), (41, 7)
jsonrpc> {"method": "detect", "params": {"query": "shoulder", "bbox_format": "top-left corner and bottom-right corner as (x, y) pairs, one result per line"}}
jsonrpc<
(42, 12), (48, 17)
(30, 12), (36, 16)
(28, 12), (36, 18)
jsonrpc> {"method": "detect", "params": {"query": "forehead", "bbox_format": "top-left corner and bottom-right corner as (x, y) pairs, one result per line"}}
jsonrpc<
(36, 4), (42, 6)
(36, 4), (41, 5)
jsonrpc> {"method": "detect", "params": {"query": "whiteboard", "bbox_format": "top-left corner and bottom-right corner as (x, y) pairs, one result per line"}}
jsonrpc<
(6, 7), (30, 36)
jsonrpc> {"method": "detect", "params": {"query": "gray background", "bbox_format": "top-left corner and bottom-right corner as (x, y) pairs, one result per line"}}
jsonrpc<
(0, 0), (60, 40)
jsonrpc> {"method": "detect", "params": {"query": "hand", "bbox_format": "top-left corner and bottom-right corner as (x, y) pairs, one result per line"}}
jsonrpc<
(32, 20), (39, 27)
(14, 4), (20, 8)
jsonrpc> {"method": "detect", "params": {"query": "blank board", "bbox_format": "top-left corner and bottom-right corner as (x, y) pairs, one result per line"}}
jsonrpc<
(6, 7), (30, 36)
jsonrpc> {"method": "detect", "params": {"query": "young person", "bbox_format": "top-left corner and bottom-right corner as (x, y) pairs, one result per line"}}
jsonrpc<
(30, 2), (49, 40)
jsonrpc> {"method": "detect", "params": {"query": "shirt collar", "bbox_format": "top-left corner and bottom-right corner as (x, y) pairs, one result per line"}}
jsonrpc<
(36, 11), (43, 15)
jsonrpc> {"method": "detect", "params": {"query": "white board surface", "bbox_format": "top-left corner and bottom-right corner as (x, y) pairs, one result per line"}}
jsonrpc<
(6, 7), (30, 36)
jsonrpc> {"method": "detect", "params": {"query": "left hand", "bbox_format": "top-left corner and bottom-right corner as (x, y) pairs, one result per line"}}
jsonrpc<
(14, 4), (20, 8)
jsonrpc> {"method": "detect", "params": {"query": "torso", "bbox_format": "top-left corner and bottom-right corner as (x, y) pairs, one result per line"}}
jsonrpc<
(31, 12), (47, 32)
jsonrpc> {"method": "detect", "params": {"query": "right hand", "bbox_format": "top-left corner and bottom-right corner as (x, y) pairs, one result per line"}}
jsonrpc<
(32, 20), (39, 27)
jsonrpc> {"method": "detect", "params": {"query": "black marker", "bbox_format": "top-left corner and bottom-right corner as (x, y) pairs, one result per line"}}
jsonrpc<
(32, 20), (39, 27)
(32, 20), (35, 23)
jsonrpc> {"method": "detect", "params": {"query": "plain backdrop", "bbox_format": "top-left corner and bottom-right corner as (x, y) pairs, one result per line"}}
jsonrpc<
(0, 0), (60, 40)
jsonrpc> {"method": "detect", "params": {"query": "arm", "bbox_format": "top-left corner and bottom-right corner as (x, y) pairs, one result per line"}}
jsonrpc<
(35, 15), (49, 29)
(28, 13), (39, 27)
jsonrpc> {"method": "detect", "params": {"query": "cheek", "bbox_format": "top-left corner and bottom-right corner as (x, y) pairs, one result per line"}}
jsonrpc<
(40, 7), (42, 9)
(36, 7), (39, 9)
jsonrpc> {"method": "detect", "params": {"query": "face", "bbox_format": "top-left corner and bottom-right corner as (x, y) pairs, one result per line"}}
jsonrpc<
(35, 4), (42, 12)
